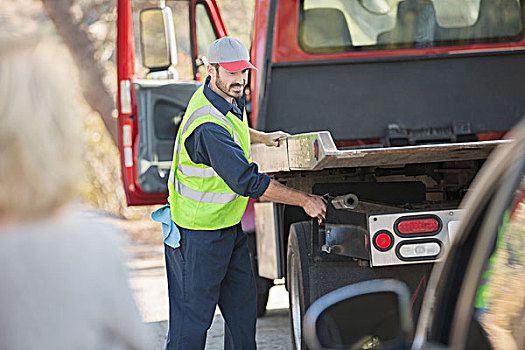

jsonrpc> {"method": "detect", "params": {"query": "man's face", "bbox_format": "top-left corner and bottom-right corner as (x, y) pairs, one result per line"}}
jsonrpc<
(210, 65), (249, 100)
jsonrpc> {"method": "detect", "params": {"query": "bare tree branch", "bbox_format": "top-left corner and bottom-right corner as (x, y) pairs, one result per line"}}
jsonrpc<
(41, 0), (118, 146)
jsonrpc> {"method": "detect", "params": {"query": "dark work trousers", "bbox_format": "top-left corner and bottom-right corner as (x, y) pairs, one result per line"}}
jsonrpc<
(164, 223), (257, 350)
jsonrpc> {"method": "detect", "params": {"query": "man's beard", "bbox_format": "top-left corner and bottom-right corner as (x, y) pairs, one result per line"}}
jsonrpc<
(216, 71), (244, 99)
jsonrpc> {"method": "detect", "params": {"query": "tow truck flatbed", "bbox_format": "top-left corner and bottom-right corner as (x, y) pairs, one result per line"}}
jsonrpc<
(252, 131), (509, 173)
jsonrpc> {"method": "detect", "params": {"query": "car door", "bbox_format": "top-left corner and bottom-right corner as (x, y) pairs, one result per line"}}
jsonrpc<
(117, 0), (226, 205)
(413, 120), (525, 350)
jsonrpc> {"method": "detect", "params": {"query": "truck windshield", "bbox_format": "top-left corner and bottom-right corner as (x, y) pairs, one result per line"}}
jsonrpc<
(299, 0), (524, 53)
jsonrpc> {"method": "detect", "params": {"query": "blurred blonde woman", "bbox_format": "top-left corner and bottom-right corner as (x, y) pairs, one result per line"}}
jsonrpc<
(0, 37), (150, 349)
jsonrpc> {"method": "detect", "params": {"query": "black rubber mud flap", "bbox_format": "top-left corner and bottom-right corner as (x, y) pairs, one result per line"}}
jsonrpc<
(247, 231), (274, 317)
(255, 278), (273, 317)
(287, 221), (312, 350)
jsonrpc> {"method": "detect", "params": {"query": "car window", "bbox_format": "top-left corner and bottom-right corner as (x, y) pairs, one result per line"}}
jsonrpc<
(299, 0), (524, 53)
(471, 175), (525, 350)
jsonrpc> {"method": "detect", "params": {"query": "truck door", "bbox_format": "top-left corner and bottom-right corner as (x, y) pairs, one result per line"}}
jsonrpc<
(117, 0), (226, 205)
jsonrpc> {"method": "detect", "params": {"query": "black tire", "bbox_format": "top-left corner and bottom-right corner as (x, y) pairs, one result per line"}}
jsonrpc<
(287, 221), (312, 350)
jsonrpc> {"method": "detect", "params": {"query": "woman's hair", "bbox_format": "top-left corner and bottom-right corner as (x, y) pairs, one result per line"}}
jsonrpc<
(0, 37), (82, 221)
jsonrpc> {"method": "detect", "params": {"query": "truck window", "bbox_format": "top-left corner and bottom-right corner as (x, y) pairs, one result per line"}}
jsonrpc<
(299, 0), (524, 53)
(195, 2), (219, 78)
(133, 1), (193, 80)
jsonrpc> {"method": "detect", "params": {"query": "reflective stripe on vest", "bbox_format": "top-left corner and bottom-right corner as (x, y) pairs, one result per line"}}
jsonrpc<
(169, 167), (218, 183)
(178, 163), (218, 178)
(173, 178), (239, 204)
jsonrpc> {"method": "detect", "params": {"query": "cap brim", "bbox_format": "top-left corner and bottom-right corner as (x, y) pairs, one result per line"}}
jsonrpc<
(219, 60), (257, 72)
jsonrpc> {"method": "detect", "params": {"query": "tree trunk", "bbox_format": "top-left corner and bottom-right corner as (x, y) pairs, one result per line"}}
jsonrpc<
(41, 0), (118, 146)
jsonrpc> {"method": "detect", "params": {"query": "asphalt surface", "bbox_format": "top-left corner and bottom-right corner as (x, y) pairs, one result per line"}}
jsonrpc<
(127, 241), (292, 349)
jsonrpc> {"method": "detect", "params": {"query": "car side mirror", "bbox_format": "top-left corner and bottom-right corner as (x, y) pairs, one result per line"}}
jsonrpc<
(139, 7), (177, 71)
(304, 279), (413, 350)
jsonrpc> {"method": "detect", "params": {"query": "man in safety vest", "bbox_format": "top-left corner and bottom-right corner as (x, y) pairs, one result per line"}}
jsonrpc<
(164, 36), (327, 350)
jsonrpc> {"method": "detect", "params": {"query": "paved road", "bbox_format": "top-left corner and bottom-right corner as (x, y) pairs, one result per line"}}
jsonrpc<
(127, 241), (292, 349)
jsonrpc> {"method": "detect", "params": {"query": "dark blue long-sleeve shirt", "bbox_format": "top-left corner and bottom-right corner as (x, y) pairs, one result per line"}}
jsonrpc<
(184, 77), (270, 199)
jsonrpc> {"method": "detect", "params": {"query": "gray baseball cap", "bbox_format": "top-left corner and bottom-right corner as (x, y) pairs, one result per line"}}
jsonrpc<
(207, 36), (257, 72)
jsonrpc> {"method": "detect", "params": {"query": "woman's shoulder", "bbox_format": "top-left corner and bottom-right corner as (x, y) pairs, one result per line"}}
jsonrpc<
(0, 204), (128, 268)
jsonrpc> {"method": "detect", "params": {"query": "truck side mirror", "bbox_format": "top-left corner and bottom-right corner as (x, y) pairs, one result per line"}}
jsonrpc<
(139, 7), (177, 71)
(303, 279), (413, 350)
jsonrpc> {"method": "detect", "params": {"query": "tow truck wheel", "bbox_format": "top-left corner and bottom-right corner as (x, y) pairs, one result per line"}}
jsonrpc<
(287, 221), (312, 350)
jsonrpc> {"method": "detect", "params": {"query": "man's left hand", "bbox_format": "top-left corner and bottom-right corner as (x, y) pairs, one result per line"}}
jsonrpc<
(262, 131), (290, 147)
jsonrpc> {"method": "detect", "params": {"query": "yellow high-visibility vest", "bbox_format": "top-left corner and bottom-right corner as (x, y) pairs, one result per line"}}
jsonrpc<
(167, 85), (251, 230)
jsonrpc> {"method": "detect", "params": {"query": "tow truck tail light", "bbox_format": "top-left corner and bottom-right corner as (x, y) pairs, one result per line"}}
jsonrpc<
(395, 215), (441, 237)
(397, 241), (441, 260)
(372, 230), (394, 251)
(368, 210), (460, 266)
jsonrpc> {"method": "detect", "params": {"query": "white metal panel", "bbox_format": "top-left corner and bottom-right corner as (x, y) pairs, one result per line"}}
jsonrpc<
(255, 202), (282, 279)
(250, 141), (289, 173)
(368, 209), (461, 267)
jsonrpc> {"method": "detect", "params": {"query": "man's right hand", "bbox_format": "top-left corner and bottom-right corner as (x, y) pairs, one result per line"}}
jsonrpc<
(302, 194), (327, 220)
(260, 180), (327, 220)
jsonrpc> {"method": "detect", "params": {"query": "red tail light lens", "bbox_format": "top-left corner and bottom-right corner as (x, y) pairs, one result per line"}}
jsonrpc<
(373, 230), (394, 251)
(398, 219), (438, 234)
(395, 215), (441, 237)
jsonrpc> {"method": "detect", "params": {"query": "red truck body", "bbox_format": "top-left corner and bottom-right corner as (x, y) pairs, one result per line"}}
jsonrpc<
(117, 0), (525, 206)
